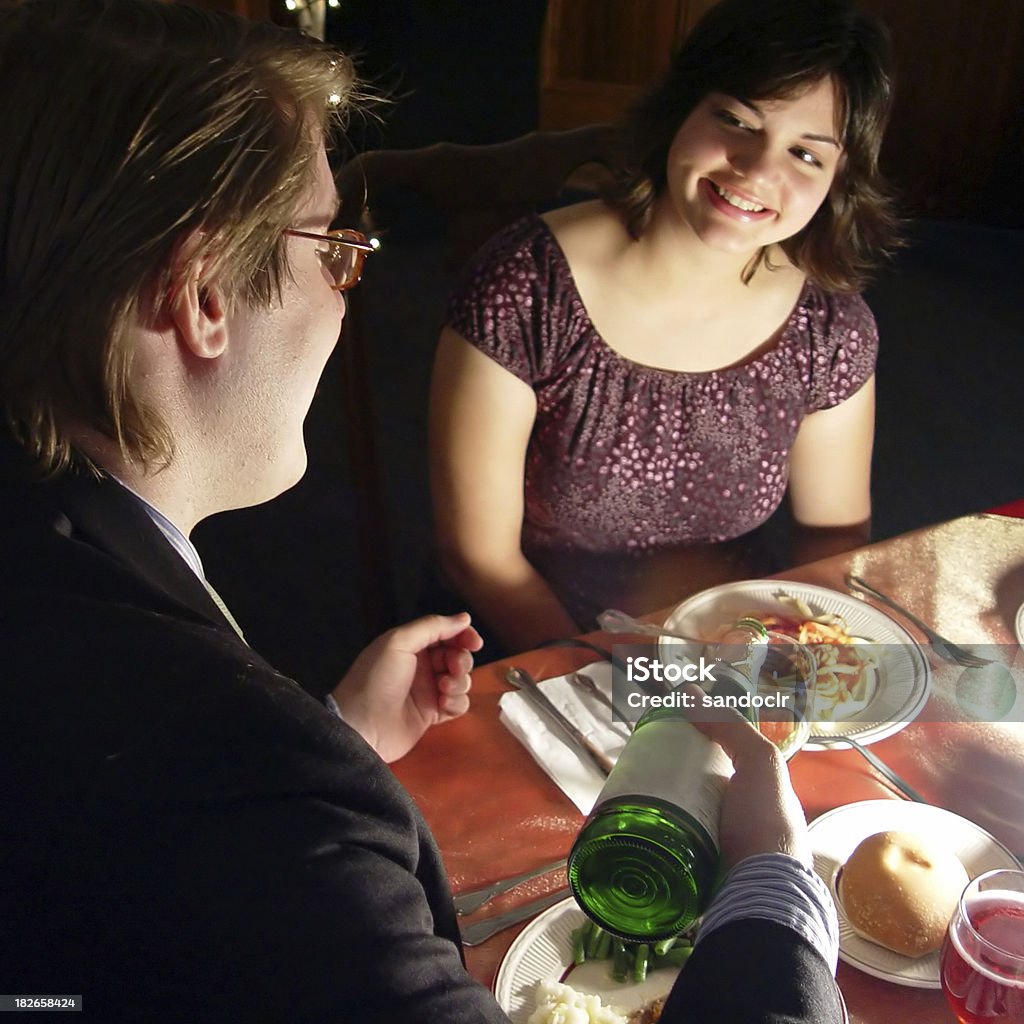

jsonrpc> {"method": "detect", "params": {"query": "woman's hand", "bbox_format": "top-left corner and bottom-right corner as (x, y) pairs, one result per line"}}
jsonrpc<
(331, 613), (483, 763)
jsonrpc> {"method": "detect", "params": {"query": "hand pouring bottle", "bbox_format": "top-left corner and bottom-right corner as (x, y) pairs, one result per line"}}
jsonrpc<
(566, 621), (768, 942)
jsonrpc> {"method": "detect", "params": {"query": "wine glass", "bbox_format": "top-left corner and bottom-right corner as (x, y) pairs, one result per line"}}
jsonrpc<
(940, 868), (1024, 1023)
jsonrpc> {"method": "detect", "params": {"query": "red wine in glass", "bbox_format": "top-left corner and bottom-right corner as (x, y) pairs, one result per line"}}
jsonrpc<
(940, 870), (1024, 1024)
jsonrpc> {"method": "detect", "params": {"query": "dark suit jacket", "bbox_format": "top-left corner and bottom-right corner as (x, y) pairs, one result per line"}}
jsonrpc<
(0, 437), (841, 1022)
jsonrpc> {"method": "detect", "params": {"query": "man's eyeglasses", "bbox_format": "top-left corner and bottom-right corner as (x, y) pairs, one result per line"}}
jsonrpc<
(285, 228), (378, 291)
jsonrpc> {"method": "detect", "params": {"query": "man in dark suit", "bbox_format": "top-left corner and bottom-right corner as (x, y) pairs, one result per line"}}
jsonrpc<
(0, 0), (842, 1020)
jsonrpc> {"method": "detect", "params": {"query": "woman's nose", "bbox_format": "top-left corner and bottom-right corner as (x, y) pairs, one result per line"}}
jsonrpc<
(729, 138), (781, 185)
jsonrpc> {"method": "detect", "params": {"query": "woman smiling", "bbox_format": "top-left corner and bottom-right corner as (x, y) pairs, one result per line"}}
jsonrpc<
(430, 0), (900, 654)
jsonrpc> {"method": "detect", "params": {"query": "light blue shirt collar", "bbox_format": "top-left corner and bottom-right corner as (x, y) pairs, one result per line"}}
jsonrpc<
(109, 475), (206, 581)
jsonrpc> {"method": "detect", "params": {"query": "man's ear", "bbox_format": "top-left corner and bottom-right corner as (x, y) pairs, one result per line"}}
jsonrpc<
(166, 233), (229, 360)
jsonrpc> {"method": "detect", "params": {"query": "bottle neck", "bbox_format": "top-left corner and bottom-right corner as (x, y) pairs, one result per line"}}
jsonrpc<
(729, 616), (769, 641)
(714, 617), (769, 687)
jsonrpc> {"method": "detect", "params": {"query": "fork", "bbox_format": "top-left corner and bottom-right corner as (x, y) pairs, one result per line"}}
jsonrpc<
(597, 607), (703, 644)
(844, 573), (992, 667)
(570, 671), (634, 733)
(811, 733), (928, 803)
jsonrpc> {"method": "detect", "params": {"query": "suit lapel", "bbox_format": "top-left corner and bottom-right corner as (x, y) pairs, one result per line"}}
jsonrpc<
(0, 436), (234, 636)
(63, 471), (232, 631)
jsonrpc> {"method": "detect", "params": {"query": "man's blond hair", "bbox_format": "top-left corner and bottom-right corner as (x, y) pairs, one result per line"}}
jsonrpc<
(0, 0), (357, 473)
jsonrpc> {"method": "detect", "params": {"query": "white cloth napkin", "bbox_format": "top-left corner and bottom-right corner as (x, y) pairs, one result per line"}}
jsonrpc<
(498, 661), (629, 814)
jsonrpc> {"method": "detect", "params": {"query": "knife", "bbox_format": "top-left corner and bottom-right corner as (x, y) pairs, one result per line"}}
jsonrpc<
(454, 858), (567, 915)
(505, 666), (616, 776)
(460, 886), (572, 946)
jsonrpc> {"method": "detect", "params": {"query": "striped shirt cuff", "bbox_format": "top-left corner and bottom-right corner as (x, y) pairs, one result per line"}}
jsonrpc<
(697, 853), (840, 972)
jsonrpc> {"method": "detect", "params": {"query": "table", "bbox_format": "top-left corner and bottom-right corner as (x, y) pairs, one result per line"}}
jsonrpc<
(393, 514), (1024, 1023)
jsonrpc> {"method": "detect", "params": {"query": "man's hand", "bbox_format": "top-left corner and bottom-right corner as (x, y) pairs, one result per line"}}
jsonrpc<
(684, 686), (811, 869)
(331, 613), (483, 763)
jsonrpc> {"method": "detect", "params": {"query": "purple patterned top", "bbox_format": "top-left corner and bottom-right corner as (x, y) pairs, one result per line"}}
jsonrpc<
(446, 216), (878, 621)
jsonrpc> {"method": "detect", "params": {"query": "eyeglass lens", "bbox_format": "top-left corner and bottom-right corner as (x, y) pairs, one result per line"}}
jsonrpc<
(325, 243), (357, 289)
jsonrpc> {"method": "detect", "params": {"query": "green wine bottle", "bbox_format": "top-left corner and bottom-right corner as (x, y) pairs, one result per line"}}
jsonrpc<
(567, 664), (753, 942)
(712, 615), (770, 682)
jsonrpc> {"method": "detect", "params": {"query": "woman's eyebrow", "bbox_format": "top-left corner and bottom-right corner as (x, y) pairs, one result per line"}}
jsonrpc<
(801, 132), (841, 148)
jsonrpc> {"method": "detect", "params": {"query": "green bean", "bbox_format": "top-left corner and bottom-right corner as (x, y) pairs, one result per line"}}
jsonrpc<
(573, 920), (696, 982)
(571, 925), (588, 966)
(611, 940), (630, 982)
(592, 926), (613, 961)
(654, 944), (694, 968)
(633, 943), (649, 983)
(578, 920), (596, 962)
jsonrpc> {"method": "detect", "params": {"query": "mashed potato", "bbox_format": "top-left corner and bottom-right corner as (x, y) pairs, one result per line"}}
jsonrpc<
(528, 979), (627, 1024)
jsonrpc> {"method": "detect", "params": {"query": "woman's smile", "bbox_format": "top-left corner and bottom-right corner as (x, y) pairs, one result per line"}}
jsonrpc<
(702, 178), (776, 221)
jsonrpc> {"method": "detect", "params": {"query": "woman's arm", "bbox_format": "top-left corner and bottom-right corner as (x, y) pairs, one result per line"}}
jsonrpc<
(786, 374), (875, 564)
(429, 328), (581, 653)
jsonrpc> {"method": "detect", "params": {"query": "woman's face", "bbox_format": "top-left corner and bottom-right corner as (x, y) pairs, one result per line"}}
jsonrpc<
(661, 76), (842, 257)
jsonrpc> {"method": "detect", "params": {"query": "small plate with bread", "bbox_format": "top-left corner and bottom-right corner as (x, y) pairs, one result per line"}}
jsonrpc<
(808, 799), (1021, 988)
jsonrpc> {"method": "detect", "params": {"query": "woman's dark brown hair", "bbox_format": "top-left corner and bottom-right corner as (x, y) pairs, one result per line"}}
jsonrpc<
(608, 0), (900, 291)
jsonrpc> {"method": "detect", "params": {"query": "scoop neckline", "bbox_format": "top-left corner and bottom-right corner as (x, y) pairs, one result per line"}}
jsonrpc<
(531, 213), (814, 380)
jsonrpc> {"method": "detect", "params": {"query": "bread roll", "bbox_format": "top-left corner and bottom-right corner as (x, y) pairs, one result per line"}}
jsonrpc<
(838, 830), (969, 957)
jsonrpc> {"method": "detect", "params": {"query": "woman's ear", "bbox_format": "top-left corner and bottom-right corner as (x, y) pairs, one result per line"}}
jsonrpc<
(166, 232), (229, 360)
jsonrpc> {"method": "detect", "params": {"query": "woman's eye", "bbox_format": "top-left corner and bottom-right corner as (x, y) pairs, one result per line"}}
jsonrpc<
(792, 147), (824, 169)
(716, 110), (752, 131)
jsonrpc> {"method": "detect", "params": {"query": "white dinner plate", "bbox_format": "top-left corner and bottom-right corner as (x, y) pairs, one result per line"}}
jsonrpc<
(808, 799), (1021, 989)
(494, 897), (678, 1023)
(1014, 601), (1024, 648)
(661, 580), (931, 748)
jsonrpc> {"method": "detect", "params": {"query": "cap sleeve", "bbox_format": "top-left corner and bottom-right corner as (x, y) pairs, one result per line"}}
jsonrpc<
(802, 289), (879, 412)
(445, 216), (576, 386)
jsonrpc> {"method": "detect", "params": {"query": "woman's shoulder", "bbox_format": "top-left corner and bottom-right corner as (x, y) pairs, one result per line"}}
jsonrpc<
(791, 282), (879, 410)
(541, 199), (627, 268)
(465, 211), (552, 265)
(450, 202), (618, 321)
(541, 197), (614, 234)
(798, 281), (877, 337)
(453, 210), (574, 296)
(755, 253), (876, 339)
(447, 207), (599, 378)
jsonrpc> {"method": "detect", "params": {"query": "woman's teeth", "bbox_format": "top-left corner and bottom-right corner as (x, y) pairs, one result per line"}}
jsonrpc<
(711, 182), (766, 213)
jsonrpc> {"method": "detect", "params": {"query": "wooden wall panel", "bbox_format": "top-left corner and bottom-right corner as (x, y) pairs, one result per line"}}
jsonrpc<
(539, 0), (685, 129)
(858, 0), (1024, 222)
